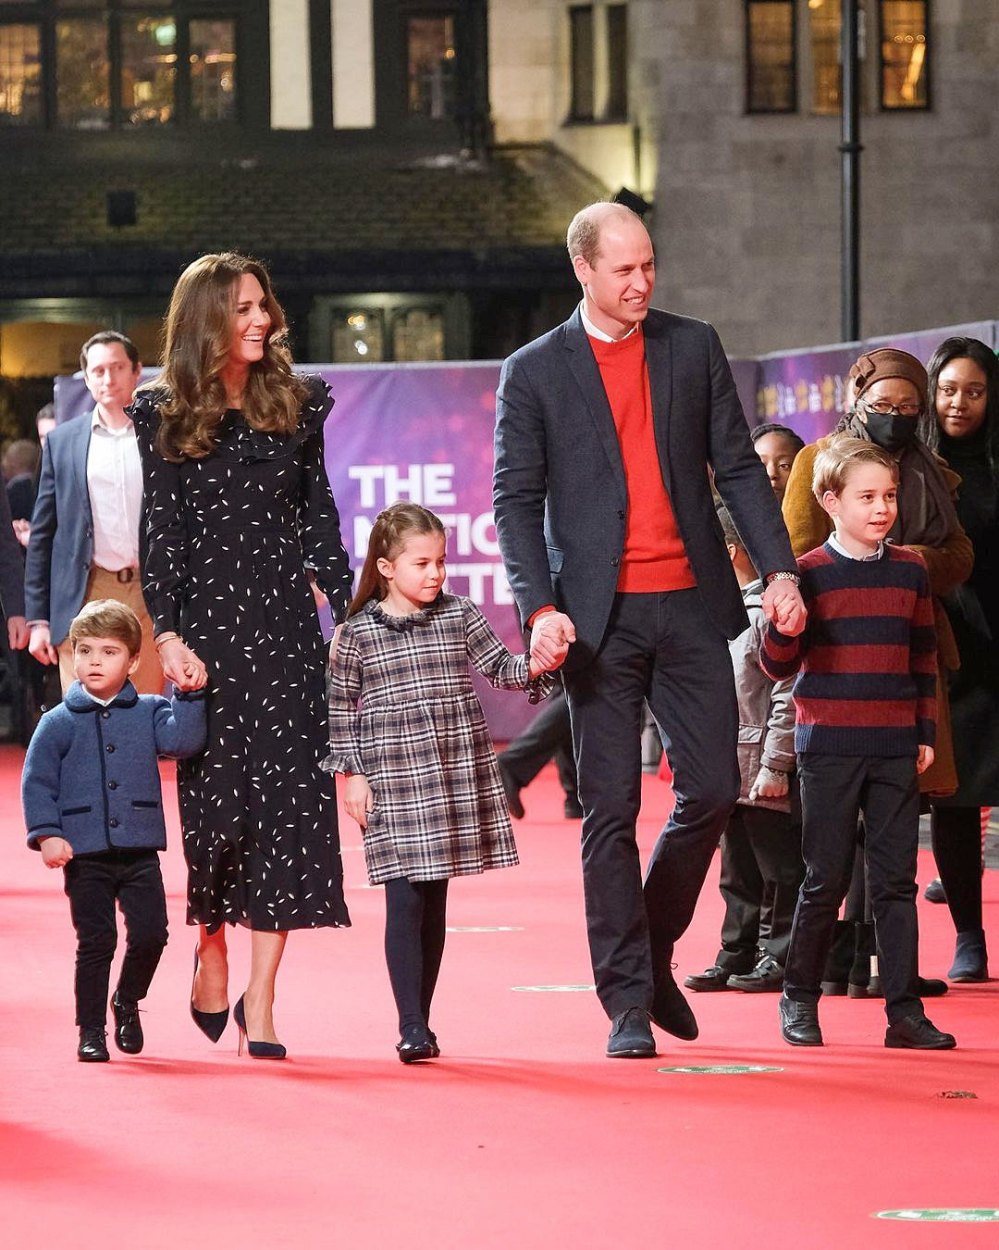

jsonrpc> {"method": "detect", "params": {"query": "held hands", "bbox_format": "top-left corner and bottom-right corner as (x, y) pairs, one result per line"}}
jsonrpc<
(763, 581), (807, 637)
(917, 745), (935, 775)
(343, 774), (373, 829)
(157, 637), (209, 691)
(29, 623), (59, 665)
(529, 611), (576, 676)
(39, 836), (74, 869)
(748, 765), (789, 803)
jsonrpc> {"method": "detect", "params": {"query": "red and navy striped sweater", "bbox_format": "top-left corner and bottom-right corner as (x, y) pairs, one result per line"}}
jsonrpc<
(760, 542), (937, 757)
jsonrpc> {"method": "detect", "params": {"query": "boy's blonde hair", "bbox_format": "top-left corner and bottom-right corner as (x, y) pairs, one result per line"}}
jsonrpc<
(69, 600), (143, 657)
(811, 434), (899, 504)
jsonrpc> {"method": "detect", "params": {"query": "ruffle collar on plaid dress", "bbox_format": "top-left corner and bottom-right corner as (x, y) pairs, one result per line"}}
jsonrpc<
(365, 595), (444, 632)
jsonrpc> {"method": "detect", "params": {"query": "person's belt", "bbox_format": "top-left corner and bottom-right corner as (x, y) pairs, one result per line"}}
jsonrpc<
(95, 565), (138, 584)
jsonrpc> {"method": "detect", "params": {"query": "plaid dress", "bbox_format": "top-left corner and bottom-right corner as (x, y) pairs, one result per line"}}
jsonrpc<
(325, 594), (551, 884)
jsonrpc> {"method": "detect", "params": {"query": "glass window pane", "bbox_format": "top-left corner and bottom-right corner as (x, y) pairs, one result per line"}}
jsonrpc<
(332, 310), (384, 363)
(606, 4), (628, 120)
(747, 1), (795, 112)
(881, 1), (927, 109)
(190, 18), (236, 123)
(809, 0), (841, 115)
(56, 17), (109, 129)
(406, 15), (455, 119)
(121, 15), (175, 126)
(0, 24), (42, 126)
(569, 5), (594, 120)
(393, 308), (444, 363)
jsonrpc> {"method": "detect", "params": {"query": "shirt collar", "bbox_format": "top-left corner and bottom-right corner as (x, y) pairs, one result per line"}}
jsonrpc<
(579, 302), (640, 344)
(91, 405), (134, 435)
(828, 532), (885, 562)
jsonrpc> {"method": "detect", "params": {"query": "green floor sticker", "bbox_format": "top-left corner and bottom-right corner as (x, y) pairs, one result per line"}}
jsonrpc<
(875, 1209), (999, 1223)
(510, 983), (596, 992)
(658, 1064), (783, 1075)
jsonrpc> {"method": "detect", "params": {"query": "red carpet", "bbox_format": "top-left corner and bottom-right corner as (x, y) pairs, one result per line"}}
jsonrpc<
(1, 742), (997, 1248)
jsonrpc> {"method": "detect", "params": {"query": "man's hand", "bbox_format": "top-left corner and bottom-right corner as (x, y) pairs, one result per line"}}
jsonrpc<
(39, 836), (74, 868)
(12, 518), (30, 548)
(530, 611), (576, 672)
(763, 581), (807, 637)
(917, 745), (935, 775)
(7, 615), (28, 650)
(29, 623), (59, 665)
(343, 774), (373, 829)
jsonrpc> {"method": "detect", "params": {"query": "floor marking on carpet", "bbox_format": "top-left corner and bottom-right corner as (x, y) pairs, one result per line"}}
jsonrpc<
(510, 983), (596, 992)
(447, 926), (524, 933)
(874, 1209), (999, 1223)
(657, 1064), (783, 1075)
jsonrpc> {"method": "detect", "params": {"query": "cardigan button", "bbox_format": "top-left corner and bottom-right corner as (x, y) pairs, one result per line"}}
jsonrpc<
(109, 818), (119, 828)
(106, 744), (115, 753)
(108, 781), (118, 790)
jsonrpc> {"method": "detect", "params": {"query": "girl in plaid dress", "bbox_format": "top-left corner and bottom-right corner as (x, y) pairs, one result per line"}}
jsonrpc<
(325, 503), (561, 1062)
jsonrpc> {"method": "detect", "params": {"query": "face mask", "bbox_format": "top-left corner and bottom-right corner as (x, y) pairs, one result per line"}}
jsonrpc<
(861, 408), (919, 453)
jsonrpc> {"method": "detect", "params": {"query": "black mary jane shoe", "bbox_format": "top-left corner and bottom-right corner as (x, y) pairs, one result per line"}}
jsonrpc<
(397, 1024), (438, 1064)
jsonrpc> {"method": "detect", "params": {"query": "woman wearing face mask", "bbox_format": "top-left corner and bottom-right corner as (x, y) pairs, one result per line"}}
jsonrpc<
(780, 348), (973, 993)
(916, 337), (999, 982)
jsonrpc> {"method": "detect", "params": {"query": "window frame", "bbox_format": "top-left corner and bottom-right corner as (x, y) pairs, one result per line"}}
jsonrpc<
(744, 0), (797, 116)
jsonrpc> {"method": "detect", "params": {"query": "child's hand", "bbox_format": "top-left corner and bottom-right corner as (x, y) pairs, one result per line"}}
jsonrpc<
(183, 660), (208, 691)
(39, 836), (74, 868)
(329, 623), (344, 666)
(343, 774), (374, 830)
(528, 646), (565, 677)
(916, 745), (935, 775)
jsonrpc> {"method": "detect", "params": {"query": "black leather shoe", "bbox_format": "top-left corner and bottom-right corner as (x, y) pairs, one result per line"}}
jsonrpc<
(885, 1013), (956, 1050)
(865, 974), (948, 999)
(923, 877), (947, 904)
(111, 990), (144, 1054)
(397, 1023), (439, 1063)
(684, 965), (734, 993)
(78, 1026), (110, 1063)
(729, 955), (784, 993)
(498, 762), (525, 820)
(651, 970), (699, 1039)
(606, 1007), (657, 1058)
(563, 796), (584, 820)
(779, 994), (823, 1046)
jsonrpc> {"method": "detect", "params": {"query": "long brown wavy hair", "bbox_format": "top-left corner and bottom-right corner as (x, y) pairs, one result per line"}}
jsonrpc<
(348, 503), (447, 618)
(148, 252), (307, 460)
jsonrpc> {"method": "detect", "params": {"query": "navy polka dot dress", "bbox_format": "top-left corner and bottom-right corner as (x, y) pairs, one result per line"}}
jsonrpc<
(130, 377), (352, 932)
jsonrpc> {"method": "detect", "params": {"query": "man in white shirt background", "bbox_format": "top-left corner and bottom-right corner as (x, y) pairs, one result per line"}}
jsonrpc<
(25, 331), (162, 695)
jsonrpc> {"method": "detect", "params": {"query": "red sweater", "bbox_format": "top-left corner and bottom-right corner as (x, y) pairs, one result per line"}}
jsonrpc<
(588, 330), (695, 593)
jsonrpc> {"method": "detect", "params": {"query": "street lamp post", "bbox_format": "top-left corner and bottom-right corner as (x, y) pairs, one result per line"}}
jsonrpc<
(839, 0), (862, 342)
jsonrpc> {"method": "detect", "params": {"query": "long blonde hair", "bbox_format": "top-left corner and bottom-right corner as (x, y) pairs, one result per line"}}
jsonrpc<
(149, 252), (306, 460)
(348, 503), (446, 618)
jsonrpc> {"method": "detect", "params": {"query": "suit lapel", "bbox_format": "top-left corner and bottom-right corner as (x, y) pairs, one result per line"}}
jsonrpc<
(563, 310), (627, 505)
(644, 313), (675, 493)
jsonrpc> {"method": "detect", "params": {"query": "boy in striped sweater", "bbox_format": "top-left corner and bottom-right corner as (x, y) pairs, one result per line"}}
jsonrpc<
(762, 435), (955, 1050)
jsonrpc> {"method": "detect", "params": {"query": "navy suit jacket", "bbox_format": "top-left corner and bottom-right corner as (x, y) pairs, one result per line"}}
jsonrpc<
(0, 479), (25, 620)
(493, 306), (797, 670)
(24, 412), (100, 646)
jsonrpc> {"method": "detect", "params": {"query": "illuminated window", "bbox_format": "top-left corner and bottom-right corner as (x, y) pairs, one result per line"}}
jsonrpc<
(406, 14), (456, 119)
(121, 16), (176, 126)
(393, 308), (444, 362)
(333, 310), (385, 364)
(745, 1), (796, 113)
(809, 0), (841, 116)
(190, 19), (236, 123)
(880, 0), (928, 109)
(56, 17), (110, 128)
(0, 24), (42, 125)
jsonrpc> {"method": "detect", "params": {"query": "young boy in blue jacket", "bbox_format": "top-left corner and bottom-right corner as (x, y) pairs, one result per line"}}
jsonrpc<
(22, 599), (207, 1062)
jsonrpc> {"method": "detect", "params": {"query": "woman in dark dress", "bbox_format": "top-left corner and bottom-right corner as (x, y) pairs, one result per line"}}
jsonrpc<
(131, 253), (353, 1057)
(919, 336), (999, 982)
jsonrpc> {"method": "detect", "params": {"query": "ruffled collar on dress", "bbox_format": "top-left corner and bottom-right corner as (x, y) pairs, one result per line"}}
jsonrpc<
(364, 595), (443, 632)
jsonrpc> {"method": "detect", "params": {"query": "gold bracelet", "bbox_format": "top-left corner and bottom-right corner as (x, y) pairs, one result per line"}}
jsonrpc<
(154, 633), (181, 650)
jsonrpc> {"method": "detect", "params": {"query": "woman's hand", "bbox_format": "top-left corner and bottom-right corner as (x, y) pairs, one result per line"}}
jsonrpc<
(158, 637), (208, 691)
(343, 774), (373, 830)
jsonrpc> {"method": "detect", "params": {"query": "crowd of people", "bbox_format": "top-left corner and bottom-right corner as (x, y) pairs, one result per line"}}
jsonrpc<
(1, 201), (995, 1066)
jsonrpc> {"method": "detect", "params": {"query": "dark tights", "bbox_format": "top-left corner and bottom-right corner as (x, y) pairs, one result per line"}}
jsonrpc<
(930, 804), (983, 934)
(384, 877), (449, 1033)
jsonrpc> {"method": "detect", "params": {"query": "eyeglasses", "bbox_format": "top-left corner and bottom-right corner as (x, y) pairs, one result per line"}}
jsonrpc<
(861, 399), (922, 418)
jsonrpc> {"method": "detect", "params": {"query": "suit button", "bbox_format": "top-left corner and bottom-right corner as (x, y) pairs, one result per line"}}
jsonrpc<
(618, 510), (625, 520)
(611, 558), (619, 567)
(106, 744), (115, 753)
(109, 818), (119, 828)
(108, 781), (117, 790)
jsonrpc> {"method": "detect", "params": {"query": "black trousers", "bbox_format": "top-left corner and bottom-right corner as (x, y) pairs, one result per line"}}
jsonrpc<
(383, 877), (450, 1033)
(930, 803), (983, 934)
(498, 688), (577, 800)
(716, 803), (803, 971)
(63, 849), (169, 1029)
(564, 589), (740, 1018)
(786, 753), (921, 1024)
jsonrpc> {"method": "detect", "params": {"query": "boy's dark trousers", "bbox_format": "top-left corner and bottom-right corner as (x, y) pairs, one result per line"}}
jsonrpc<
(784, 753), (921, 1024)
(63, 849), (169, 1029)
(716, 803), (803, 971)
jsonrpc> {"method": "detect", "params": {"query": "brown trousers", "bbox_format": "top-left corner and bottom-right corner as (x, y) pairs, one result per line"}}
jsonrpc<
(57, 567), (163, 696)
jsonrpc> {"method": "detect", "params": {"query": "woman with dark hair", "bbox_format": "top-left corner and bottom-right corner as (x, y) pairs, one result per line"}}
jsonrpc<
(917, 336), (999, 981)
(130, 252), (353, 1058)
(781, 347), (973, 994)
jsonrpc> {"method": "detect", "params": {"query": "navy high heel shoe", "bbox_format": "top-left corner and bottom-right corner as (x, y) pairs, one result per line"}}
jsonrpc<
(234, 995), (286, 1060)
(190, 949), (229, 1043)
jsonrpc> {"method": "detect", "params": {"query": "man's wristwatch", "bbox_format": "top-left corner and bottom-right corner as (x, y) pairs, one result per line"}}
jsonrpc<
(765, 571), (801, 587)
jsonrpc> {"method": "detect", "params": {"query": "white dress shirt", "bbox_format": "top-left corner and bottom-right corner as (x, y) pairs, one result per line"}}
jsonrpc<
(86, 407), (143, 571)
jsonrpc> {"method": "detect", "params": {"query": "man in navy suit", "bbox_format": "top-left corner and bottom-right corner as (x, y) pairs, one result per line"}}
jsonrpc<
(25, 331), (162, 695)
(494, 202), (806, 1057)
